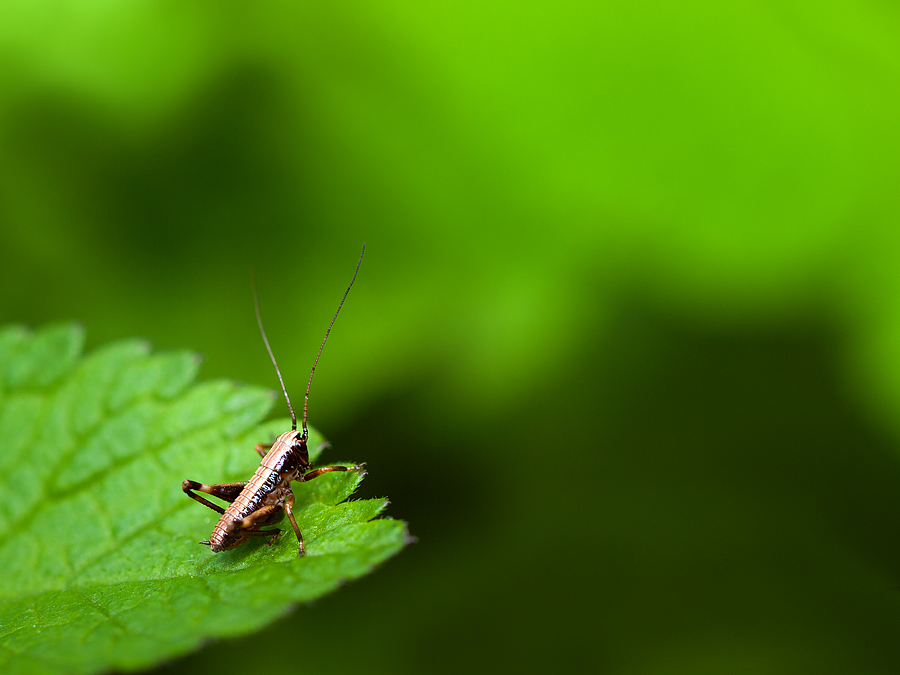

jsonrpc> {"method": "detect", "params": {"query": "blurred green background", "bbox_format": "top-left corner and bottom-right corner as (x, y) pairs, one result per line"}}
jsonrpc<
(3, 1), (900, 673)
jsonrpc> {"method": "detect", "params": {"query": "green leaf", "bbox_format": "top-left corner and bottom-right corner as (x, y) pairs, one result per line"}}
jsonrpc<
(0, 324), (408, 675)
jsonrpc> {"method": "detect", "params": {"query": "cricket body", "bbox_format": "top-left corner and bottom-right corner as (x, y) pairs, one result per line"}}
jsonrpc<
(182, 245), (366, 556)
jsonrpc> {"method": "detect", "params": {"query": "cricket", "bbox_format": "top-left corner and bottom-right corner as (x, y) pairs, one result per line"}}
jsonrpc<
(182, 245), (367, 556)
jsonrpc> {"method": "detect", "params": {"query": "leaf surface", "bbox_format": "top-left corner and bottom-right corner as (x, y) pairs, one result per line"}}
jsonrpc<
(0, 324), (408, 675)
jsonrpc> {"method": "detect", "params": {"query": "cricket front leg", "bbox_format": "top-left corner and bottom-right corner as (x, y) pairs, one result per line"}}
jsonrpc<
(283, 491), (305, 557)
(182, 480), (248, 514)
(302, 462), (366, 481)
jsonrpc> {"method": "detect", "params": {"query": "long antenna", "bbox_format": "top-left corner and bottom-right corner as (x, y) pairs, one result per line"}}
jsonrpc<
(303, 243), (365, 437)
(252, 268), (297, 430)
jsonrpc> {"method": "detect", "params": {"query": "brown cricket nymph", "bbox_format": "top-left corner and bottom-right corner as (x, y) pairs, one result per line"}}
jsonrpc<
(182, 246), (366, 556)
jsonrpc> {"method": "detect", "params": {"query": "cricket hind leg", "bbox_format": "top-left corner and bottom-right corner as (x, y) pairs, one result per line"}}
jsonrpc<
(247, 528), (284, 546)
(239, 503), (285, 529)
(240, 503), (286, 547)
(182, 480), (248, 515)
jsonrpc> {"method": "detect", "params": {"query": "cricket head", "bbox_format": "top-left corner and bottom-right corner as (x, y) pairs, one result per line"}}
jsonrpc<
(265, 429), (311, 476)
